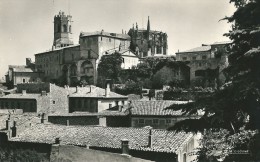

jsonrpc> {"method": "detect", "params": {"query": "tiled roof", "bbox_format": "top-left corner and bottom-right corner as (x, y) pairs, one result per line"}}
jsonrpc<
(10, 124), (193, 153)
(13, 67), (34, 73)
(0, 113), (40, 130)
(49, 109), (127, 117)
(130, 100), (187, 116)
(35, 44), (80, 55)
(1, 93), (42, 99)
(211, 41), (232, 45)
(68, 86), (128, 99)
(177, 46), (211, 53)
(80, 31), (130, 40)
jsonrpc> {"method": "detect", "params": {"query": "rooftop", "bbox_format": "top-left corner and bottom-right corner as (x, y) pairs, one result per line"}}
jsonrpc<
(0, 93), (43, 99)
(177, 46), (211, 53)
(67, 86), (128, 99)
(130, 100), (187, 116)
(80, 31), (130, 40)
(10, 124), (193, 153)
(35, 44), (80, 55)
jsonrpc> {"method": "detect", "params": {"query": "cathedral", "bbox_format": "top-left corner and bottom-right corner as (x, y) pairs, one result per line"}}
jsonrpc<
(34, 11), (135, 86)
(128, 17), (168, 57)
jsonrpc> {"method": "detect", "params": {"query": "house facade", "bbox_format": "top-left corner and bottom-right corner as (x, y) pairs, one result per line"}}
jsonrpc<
(176, 41), (231, 87)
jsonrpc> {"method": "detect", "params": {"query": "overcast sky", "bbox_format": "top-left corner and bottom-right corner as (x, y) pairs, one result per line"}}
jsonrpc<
(0, 0), (235, 79)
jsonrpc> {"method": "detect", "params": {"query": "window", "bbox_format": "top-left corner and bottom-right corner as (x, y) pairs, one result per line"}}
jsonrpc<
(195, 70), (205, 77)
(53, 100), (56, 104)
(138, 119), (144, 124)
(199, 63), (202, 67)
(88, 50), (91, 58)
(122, 58), (124, 63)
(63, 25), (67, 32)
(192, 56), (196, 60)
(101, 37), (102, 41)
(166, 119), (171, 124)
(182, 57), (187, 61)
(153, 119), (159, 124)
(109, 38), (111, 42)
(202, 55), (207, 60)
(23, 79), (26, 83)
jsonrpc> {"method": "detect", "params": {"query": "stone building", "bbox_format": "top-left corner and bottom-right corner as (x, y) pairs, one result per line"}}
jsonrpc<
(34, 11), (131, 86)
(5, 58), (43, 89)
(128, 17), (168, 58)
(176, 41), (231, 87)
(0, 83), (68, 114)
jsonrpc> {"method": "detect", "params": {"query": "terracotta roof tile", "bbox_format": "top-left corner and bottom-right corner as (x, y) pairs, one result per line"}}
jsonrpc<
(130, 100), (187, 116)
(10, 124), (193, 153)
(80, 31), (130, 40)
(178, 46), (211, 53)
(68, 86), (127, 99)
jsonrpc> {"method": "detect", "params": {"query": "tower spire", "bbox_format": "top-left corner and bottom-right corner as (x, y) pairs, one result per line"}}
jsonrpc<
(147, 16), (150, 32)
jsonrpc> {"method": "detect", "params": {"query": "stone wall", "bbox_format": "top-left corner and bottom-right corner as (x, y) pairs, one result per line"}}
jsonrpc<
(17, 83), (50, 93)
(48, 116), (99, 125)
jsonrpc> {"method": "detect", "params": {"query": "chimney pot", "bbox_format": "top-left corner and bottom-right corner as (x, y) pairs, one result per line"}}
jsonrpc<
(6, 119), (11, 131)
(148, 128), (153, 147)
(105, 83), (110, 97)
(121, 139), (129, 155)
(22, 90), (26, 95)
(41, 91), (47, 96)
(41, 113), (47, 124)
(55, 137), (61, 144)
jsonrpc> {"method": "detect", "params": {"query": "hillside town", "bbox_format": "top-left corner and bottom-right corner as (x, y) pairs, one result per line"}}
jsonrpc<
(0, 0), (260, 161)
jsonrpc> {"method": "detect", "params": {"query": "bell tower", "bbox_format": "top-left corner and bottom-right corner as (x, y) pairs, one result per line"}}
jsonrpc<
(53, 11), (73, 49)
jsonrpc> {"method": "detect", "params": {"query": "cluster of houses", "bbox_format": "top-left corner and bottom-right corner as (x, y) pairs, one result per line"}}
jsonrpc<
(0, 11), (232, 162)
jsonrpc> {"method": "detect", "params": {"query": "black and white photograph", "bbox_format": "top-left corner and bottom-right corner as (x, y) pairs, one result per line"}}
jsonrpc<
(0, 0), (259, 161)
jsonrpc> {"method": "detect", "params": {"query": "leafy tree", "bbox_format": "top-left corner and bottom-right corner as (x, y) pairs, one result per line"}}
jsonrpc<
(97, 52), (123, 85)
(167, 0), (260, 160)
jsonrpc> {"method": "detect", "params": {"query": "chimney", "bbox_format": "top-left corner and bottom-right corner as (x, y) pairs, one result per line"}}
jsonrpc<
(148, 128), (152, 147)
(105, 83), (110, 97)
(119, 105), (123, 112)
(55, 137), (61, 144)
(121, 139), (129, 155)
(67, 120), (70, 126)
(41, 113), (47, 124)
(11, 121), (17, 137)
(6, 117), (11, 131)
(22, 90), (26, 95)
(41, 91), (47, 96)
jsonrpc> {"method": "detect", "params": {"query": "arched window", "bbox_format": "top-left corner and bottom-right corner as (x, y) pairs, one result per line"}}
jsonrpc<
(63, 25), (67, 32)
(57, 24), (61, 32)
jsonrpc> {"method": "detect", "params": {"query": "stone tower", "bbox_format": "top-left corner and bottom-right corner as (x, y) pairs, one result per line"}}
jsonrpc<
(53, 11), (73, 49)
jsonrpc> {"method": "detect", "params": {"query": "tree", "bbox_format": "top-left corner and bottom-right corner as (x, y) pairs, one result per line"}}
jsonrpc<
(167, 0), (260, 160)
(97, 52), (123, 85)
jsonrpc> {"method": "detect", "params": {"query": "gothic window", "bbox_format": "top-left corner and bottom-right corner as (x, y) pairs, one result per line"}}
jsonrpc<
(195, 70), (205, 77)
(88, 50), (91, 59)
(63, 25), (67, 32)
(70, 65), (77, 76)
(57, 24), (61, 32)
